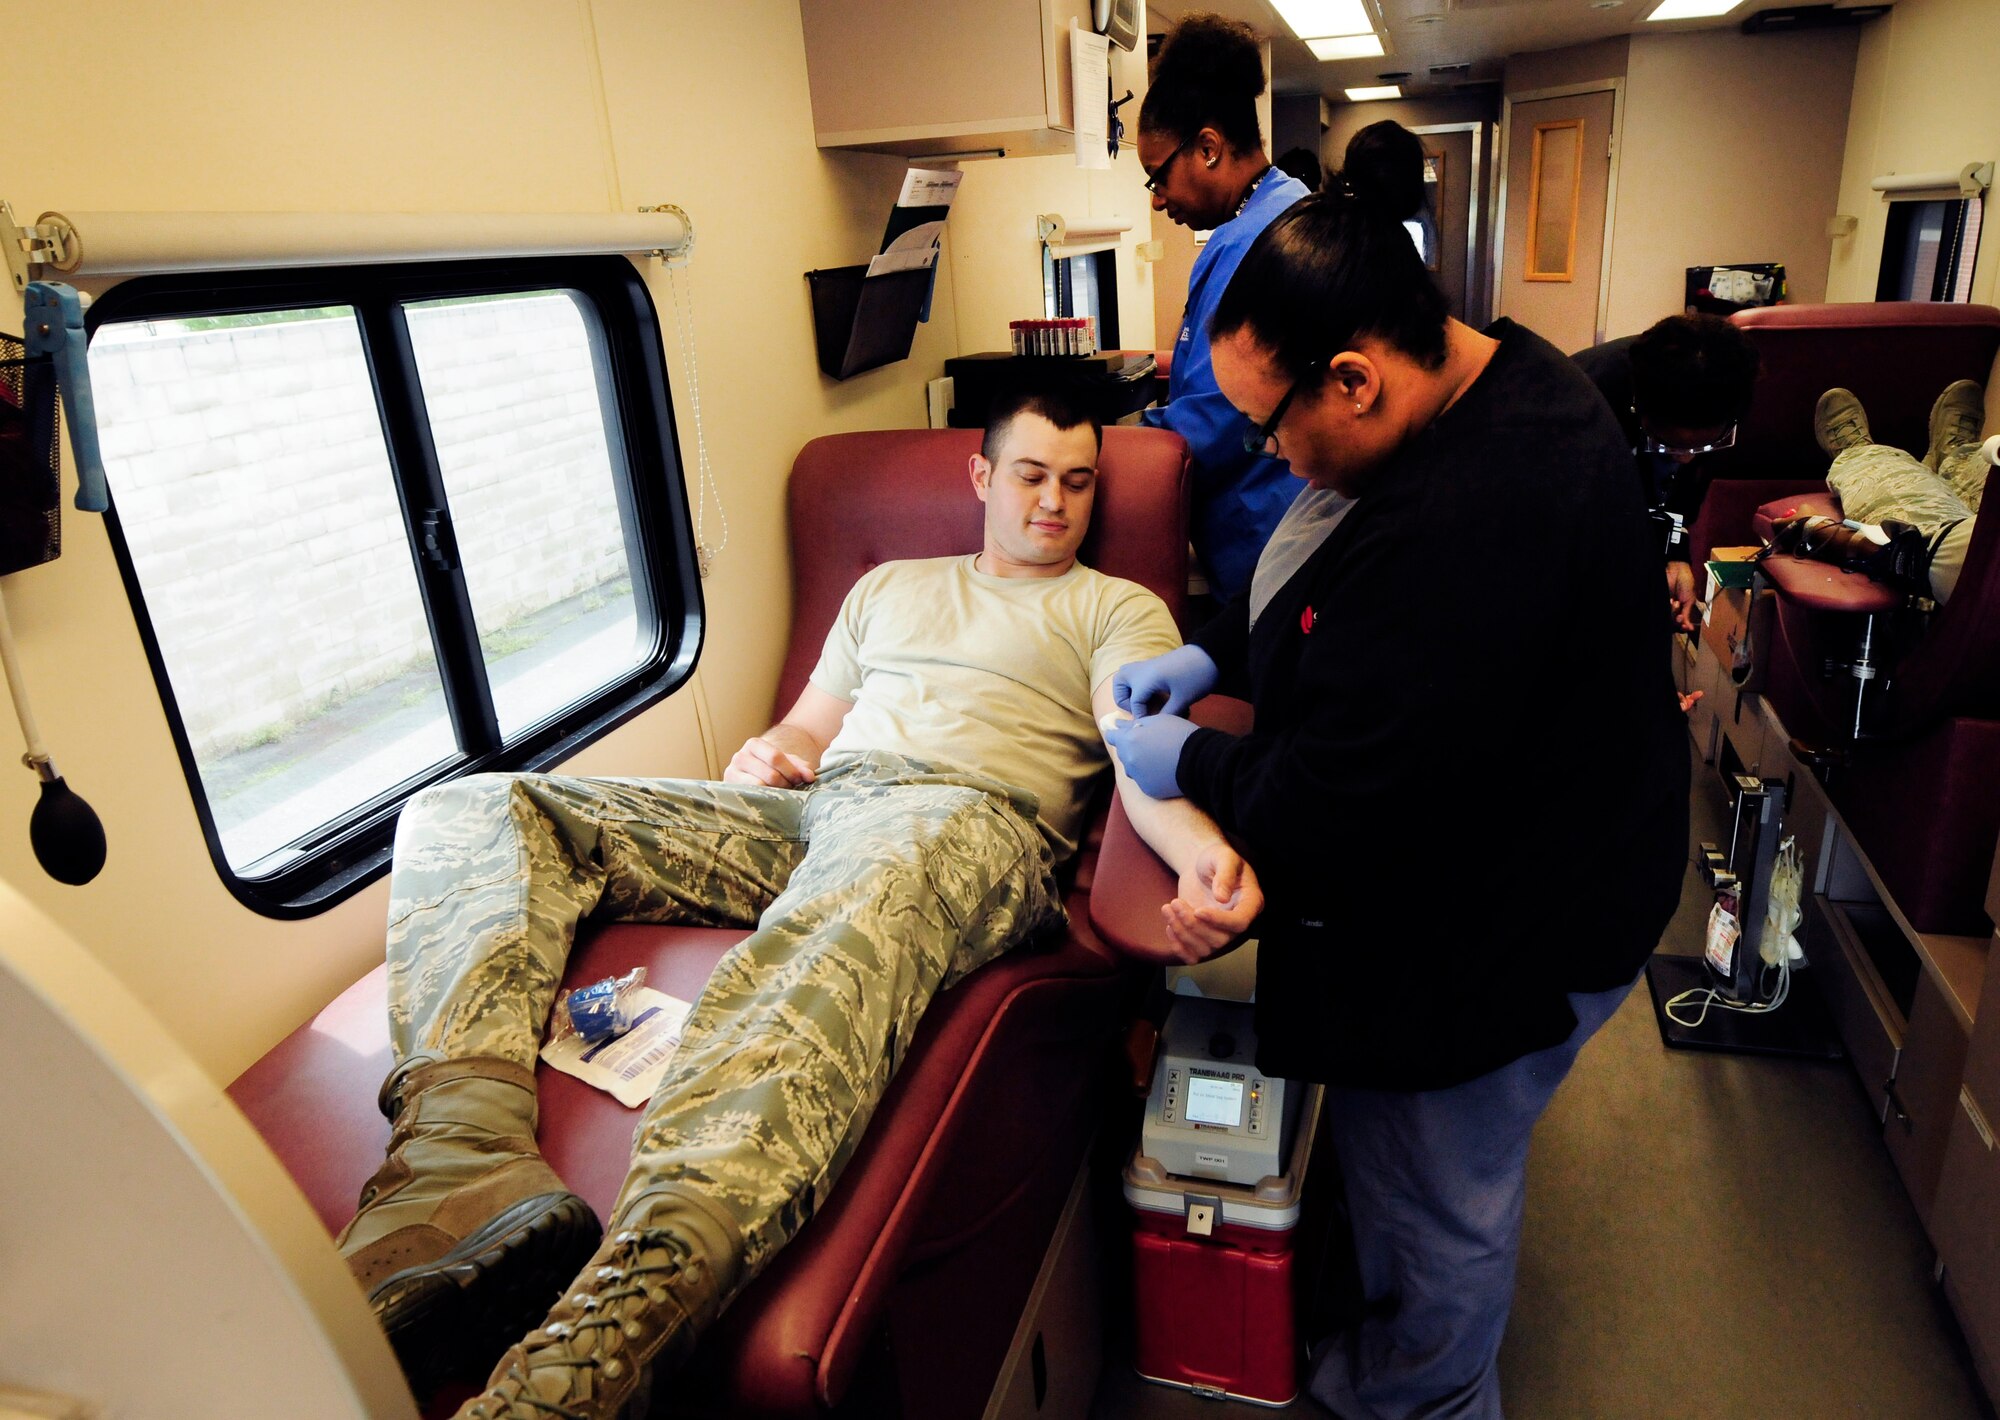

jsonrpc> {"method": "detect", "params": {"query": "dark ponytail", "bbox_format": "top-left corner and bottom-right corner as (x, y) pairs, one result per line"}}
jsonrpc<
(1210, 191), (1451, 376)
(1138, 12), (1267, 155)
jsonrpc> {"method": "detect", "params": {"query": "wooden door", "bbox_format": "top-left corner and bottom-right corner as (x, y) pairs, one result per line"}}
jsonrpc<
(1500, 89), (1615, 352)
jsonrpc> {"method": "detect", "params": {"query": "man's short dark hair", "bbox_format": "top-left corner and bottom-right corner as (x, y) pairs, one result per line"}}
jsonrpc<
(982, 382), (1103, 464)
(1629, 314), (1759, 429)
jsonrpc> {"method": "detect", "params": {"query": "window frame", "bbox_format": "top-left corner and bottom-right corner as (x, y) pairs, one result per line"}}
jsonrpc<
(87, 254), (705, 919)
(1041, 247), (1121, 348)
(1877, 195), (1985, 303)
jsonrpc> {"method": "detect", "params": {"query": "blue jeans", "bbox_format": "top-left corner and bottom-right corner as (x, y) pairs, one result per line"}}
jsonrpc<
(1306, 980), (1636, 1420)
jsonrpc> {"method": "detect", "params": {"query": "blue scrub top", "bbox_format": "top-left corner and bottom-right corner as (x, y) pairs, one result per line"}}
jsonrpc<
(1142, 166), (1311, 603)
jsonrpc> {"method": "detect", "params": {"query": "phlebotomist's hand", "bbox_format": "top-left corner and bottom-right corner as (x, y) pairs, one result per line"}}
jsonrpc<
(1162, 841), (1264, 962)
(1667, 561), (1699, 632)
(1104, 712), (1195, 799)
(1112, 644), (1218, 719)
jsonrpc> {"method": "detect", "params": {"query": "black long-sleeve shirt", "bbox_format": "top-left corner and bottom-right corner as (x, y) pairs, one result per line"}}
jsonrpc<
(1181, 320), (1689, 1091)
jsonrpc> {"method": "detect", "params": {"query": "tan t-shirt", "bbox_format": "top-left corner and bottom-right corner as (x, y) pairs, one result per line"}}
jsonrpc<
(809, 555), (1180, 862)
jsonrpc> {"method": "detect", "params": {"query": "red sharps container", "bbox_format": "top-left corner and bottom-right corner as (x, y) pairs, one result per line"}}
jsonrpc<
(1122, 1084), (1323, 1406)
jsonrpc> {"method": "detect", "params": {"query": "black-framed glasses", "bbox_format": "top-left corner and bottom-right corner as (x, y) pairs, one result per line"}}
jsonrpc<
(1244, 372), (1312, 455)
(1144, 140), (1193, 195)
(1633, 405), (1738, 457)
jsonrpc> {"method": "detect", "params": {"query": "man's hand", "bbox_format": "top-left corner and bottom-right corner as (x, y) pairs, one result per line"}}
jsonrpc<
(722, 687), (849, 788)
(1157, 841), (1264, 963)
(1667, 561), (1699, 632)
(723, 735), (817, 788)
(1113, 644), (1219, 719)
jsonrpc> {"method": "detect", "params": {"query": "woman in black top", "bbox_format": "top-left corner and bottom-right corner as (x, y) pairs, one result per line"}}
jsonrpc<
(1106, 193), (1688, 1419)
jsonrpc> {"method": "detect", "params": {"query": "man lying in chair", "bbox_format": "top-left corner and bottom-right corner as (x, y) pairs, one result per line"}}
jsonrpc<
(335, 381), (1264, 1420)
(1766, 380), (1995, 603)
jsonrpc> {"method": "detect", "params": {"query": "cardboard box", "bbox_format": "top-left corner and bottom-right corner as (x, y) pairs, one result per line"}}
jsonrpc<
(1703, 586), (1750, 669)
(1705, 545), (1762, 597)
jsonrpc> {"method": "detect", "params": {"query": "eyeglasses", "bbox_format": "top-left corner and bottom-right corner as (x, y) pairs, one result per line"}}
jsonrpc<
(1633, 407), (1738, 457)
(1144, 140), (1194, 195)
(1244, 367), (1321, 455)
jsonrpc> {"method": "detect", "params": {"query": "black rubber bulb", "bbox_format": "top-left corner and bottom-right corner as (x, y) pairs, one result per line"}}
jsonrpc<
(30, 775), (106, 885)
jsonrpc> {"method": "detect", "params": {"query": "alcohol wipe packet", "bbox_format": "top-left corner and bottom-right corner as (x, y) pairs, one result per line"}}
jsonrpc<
(540, 986), (694, 1108)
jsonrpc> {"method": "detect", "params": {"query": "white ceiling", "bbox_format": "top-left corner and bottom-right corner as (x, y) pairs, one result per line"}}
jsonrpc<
(1146, 0), (1893, 102)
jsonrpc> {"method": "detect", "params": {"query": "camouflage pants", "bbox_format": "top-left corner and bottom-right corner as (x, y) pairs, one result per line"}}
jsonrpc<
(382, 751), (1064, 1297)
(1828, 441), (1982, 601)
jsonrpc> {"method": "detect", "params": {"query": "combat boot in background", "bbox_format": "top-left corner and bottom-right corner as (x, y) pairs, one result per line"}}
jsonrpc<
(337, 1057), (602, 1394)
(1814, 387), (1872, 457)
(1926, 379), (1985, 471)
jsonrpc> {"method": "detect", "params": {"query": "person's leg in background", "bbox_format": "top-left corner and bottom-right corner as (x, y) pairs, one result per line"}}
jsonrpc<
(459, 756), (1066, 1420)
(340, 770), (811, 1392)
(1817, 388), (1976, 531)
(1770, 387), (1981, 602)
(1926, 380), (1988, 599)
(1306, 983), (1634, 1420)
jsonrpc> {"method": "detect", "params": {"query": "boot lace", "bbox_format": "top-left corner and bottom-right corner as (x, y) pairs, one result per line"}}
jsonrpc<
(462, 1228), (695, 1420)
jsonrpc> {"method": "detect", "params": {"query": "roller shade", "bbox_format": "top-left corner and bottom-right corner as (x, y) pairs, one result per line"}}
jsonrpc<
(1870, 163), (1993, 202)
(17, 208), (693, 278)
(1037, 212), (1132, 260)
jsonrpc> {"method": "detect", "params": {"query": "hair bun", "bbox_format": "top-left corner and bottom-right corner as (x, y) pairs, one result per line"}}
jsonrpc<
(1339, 121), (1427, 222)
(1151, 12), (1266, 102)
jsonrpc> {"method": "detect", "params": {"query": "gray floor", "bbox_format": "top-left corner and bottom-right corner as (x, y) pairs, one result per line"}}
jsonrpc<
(1092, 746), (1994, 1420)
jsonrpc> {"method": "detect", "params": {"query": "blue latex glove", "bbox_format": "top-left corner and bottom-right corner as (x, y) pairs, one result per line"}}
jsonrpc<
(1104, 712), (1195, 800)
(1112, 644), (1218, 719)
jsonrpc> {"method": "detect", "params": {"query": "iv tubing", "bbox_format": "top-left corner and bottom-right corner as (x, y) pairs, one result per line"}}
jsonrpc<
(0, 585), (51, 765)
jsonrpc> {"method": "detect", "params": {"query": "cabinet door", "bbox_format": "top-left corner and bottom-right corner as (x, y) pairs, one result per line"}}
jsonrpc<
(1805, 894), (1904, 1118)
(800, 0), (1142, 156)
(1884, 971), (1971, 1234)
(1935, 1084), (2000, 1402)
(1964, 935), (2000, 1122)
(800, 0), (1046, 143)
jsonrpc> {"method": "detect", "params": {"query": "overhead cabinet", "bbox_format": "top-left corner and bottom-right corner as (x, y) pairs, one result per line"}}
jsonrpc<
(799, 0), (1144, 159)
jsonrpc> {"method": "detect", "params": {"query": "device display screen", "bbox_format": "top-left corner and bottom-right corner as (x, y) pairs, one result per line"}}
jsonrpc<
(1184, 1074), (1244, 1127)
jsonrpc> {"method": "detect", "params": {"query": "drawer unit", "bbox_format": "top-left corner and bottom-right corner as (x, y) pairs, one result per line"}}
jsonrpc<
(1883, 971), (1971, 1235)
(1935, 1083), (2000, 1402)
(1718, 688), (1769, 779)
(1685, 638), (1723, 764)
(1965, 929), (2000, 1117)
(1806, 893), (1905, 1120)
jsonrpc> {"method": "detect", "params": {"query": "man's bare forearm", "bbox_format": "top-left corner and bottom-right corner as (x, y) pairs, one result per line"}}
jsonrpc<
(1115, 774), (1230, 876)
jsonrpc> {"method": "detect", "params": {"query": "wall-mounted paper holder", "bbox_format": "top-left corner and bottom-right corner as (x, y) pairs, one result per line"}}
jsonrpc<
(804, 264), (933, 381)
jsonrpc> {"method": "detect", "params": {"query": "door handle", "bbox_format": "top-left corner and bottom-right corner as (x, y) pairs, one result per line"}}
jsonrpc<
(1884, 1079), (1913, 1133)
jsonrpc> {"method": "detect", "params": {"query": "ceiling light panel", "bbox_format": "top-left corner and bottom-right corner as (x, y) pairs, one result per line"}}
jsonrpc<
(1271, 0), (1373, 39)
(1646, 0), (1741, 18)
(1345, 85), (1403, 101)
(1308, 33), (1386, 59)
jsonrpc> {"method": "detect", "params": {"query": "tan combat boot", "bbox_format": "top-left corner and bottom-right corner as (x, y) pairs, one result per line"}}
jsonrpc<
(337, 1057), (602, 1394)
(1925, 379), (1985, 470)
(1813, 387), (1872, 457)
(456, 1186), (744, 1420)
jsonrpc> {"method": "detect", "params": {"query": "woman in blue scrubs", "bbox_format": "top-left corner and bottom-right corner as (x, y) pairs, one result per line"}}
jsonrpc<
(1137, 12), (1311, 605)
(1107, 192), (1688, 1419)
